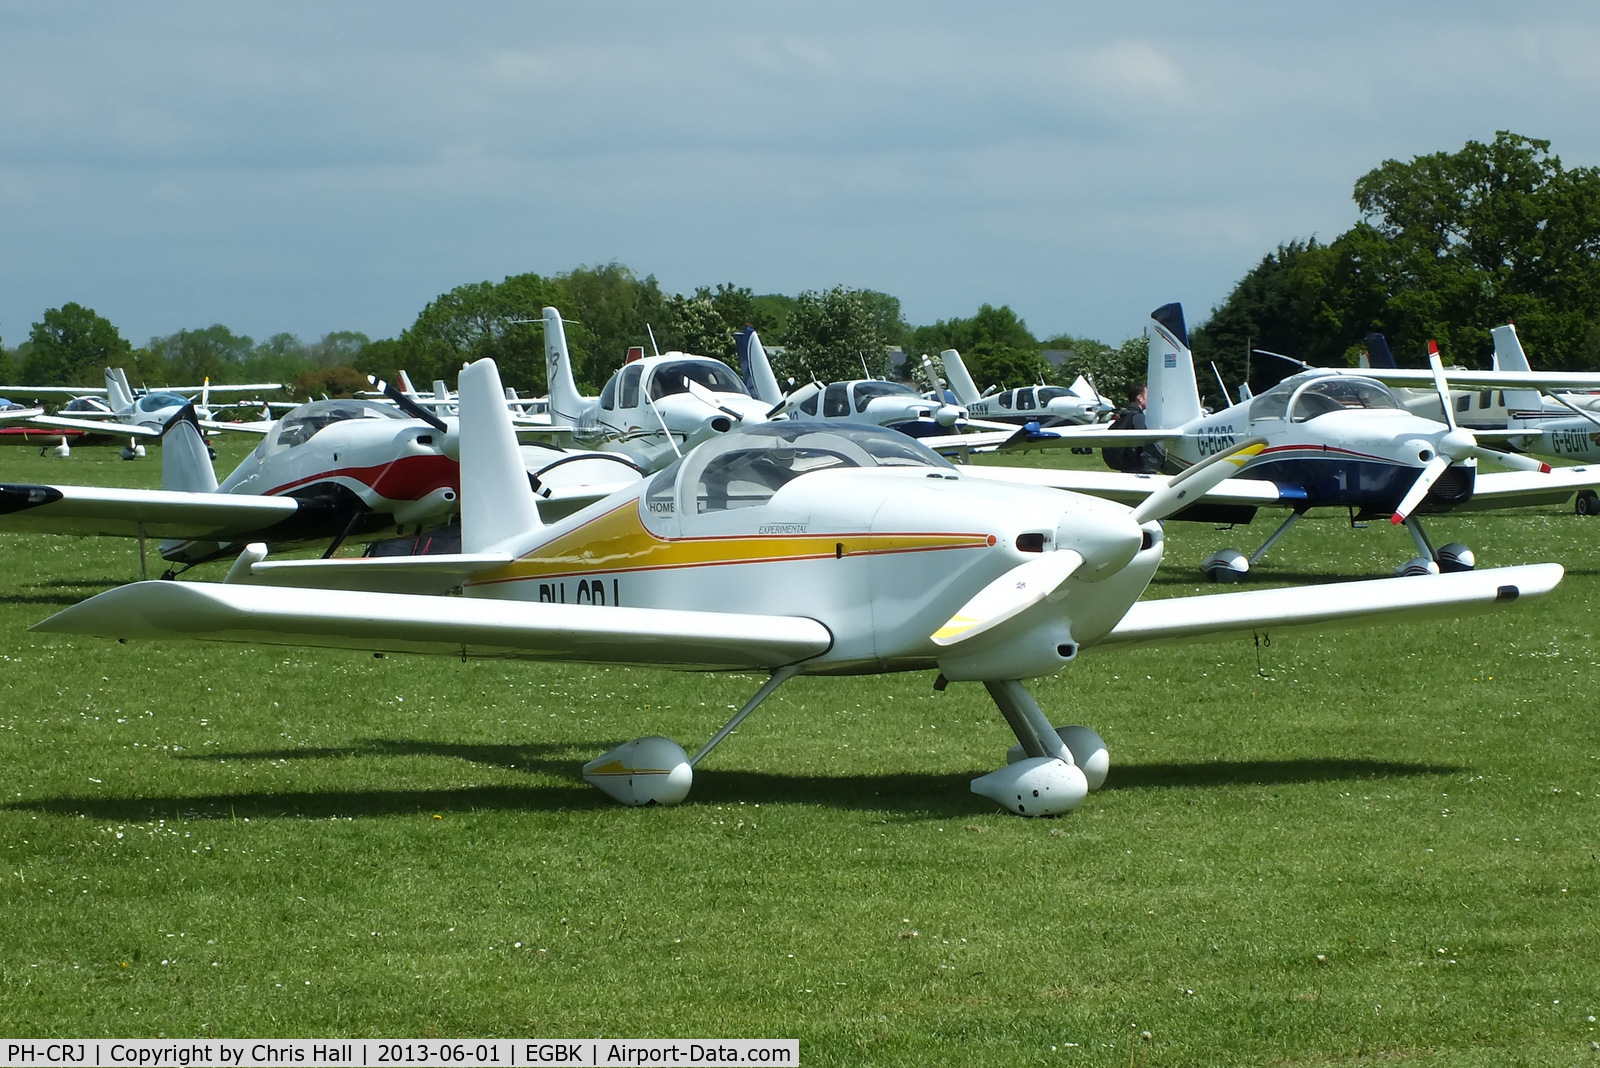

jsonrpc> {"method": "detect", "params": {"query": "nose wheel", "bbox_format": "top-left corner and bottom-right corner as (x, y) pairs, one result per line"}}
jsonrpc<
(971, 679), (1109, 816)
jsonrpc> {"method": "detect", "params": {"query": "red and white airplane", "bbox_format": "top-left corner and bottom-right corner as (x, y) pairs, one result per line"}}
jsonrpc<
(0, 391), (642, 573)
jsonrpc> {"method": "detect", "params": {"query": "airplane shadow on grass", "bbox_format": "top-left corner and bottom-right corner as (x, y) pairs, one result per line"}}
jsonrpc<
(0, 577), (129, 607)
(7, 740), (1460, 821)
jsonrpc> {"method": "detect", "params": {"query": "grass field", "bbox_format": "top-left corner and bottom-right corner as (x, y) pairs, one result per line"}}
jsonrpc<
(1, 439), (1597, 1064)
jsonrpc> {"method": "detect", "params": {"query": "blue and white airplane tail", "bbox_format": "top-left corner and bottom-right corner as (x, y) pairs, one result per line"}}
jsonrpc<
(1145, 303), (1203, 430)
(160, 405), (219, 494)
(1491, 324), (1543, 414)
(939, 349), (983, 406)
(542, 307), (586, 423)
(735, 326), (784, 405)
(105, 367), (136, 414)
(1363, 333), (1397, 369)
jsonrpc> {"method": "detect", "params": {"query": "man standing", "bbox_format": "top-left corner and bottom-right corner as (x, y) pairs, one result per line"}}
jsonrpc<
(1103, 384), (1161, 473)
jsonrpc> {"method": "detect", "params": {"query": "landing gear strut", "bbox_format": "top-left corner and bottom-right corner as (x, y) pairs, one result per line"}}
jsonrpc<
(1395, 516), (1475, 576)
(969, 679), (1108, 816)
(581, 665), (800, 807)
(1200, 510), (1305, 583)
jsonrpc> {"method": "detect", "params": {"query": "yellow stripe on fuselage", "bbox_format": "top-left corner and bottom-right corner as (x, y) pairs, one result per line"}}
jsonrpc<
(467, 502), (995, 587)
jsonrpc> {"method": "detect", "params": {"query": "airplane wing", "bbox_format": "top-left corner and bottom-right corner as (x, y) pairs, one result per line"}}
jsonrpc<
(4, 386), (110, 397)
(0, 484), (302, 539)
(163, 382), (285, 394)
(1354, 368), (1600, 390)
(33, 581), (835, 672)
(1098, 563), (1562, 650)
(967, 465), (1301, 508)
(199, 418), (276, 435)
(30, 415), (162, 437)
(995, 425), (1186, 453)
(0, 407), (45, 422)
(1454, 465), (1600, 511)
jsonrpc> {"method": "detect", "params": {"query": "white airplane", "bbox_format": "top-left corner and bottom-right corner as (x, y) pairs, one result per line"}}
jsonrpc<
(36, 356), (1564, 816)
(937, 348), (1114, 427)
(544, 308), (773, 472)
(734, 326), (973, 436)
(0, 389), (642, 574)
(20, 368), (283, 458)
(987, 304), (1600, 581)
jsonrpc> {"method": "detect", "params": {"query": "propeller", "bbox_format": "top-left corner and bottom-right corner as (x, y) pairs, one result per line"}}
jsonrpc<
(1390, 344), (1550, 525)
(766, 380), (821, 420)
(684, 378), (744, 423)
(1130, 437), (1267, 525)
(367, 375), (448, 432)
(934, 437), (1269, 649)
(931, 550), (1084, 647)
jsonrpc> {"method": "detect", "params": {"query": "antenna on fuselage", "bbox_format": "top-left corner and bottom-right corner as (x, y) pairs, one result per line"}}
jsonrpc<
(647, 325), (661, 358)
(1211, 362), (1234, 407)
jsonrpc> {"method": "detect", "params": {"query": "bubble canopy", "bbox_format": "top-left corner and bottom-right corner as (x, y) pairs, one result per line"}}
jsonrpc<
(643, 420), (955, 523)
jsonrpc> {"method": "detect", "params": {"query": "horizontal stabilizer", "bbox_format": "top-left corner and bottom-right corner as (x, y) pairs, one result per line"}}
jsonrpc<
(35, 581), (835, 672)
(0, 483), (299, 539)
(245, 553), (516, 595)
(1099, 563), (1562, 650)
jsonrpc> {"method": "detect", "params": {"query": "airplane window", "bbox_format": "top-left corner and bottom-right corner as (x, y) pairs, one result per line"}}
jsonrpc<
(138, 392), (188, 413)
(269, 399), (406, 450)
(823, 383), (850, 418)
(1479, 390), (1492, 410)
(647, 359), (750, 400)
(599, 373), (619, 410)
(997, 392), (1012, 409)
(620, 364), (642, 409)
(1036, 387), (1073, 404)
(1289, 378), (1402, 423)
(1495, 391), (1504, 408)
(1016, 389), (1036, 411)
(694, 447), (855, 512)
(852, 380), (916, 412)
(1457, 395), (1471, 413)
(642, 463), (680, 523)
(799, 393), (819, 416)
(1249, 383), (1292, 421)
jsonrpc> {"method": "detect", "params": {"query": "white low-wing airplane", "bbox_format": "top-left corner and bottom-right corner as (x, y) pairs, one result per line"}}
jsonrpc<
(36, 357), (1565, 816)
(989, 304), (1600, 580)
(544, 308), (773, 472)
(23, 368), (283, 456)
(937, 348), (1114, 427)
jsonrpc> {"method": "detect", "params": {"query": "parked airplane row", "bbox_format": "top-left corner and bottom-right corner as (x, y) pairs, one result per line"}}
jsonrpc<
(7, 303), (1599, 818)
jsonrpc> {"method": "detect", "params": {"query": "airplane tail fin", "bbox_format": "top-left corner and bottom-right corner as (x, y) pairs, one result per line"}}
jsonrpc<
(736, 326), (784, 405)
(1145, 303), (1203, 429)
(398, 370), (418, 396)
(1363, 333), (1397, 369)
(105, 367), (135, 413)
(542, 307), (586, 422)
(160, 404), (219, 494)
(1492, 324), (1542, 413)
(939, 349), (982, 406)
(459, 358), (541, 553)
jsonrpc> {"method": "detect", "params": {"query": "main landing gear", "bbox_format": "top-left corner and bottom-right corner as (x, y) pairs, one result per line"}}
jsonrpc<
(1199, 510), (1475, 581)
(581, 666), (800, 807)
(1577, 490), (1600, 517)
(1392, 515), (1474, 578)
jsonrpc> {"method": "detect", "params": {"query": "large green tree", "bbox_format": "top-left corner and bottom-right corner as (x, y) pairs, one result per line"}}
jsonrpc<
(907, 303), (1044, 391)
(24, 303), (133, 386)
(776, 286), (901, 383)
(147, 324), (256, 384)
(1195, 132), (1600, 379)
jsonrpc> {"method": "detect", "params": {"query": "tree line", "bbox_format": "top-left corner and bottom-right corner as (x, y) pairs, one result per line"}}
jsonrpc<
(5, 131), (1595, 411)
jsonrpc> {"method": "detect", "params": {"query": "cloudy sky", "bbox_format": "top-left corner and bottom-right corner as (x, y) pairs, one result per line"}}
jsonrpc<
(2, 2), (1598, 351)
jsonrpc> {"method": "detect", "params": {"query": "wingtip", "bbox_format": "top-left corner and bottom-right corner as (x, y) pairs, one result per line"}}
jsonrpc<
(1389, 513), (1404, 525)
